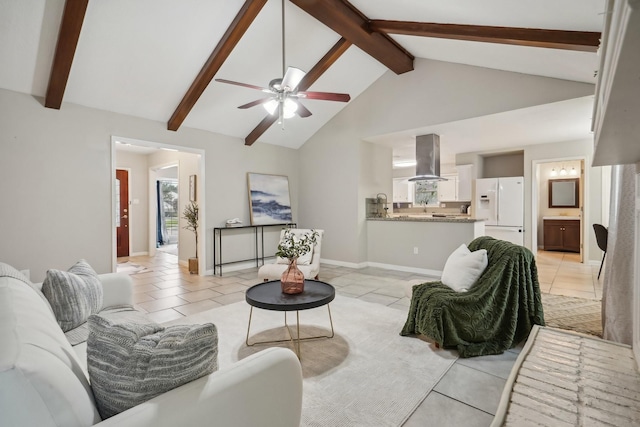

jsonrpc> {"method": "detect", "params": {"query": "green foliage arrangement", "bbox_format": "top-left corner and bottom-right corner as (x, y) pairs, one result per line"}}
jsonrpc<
(275, 229), (319, 261)
(182, 202), (199, 258)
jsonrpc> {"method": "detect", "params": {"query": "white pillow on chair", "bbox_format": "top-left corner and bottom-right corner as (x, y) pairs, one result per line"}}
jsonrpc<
(440, 244), (488, 292)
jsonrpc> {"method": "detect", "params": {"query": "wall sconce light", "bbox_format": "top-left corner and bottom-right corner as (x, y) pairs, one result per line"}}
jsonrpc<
(559, 165), (568, 176)
(570, 167), (578, 176)
(550, 168), (557, 177)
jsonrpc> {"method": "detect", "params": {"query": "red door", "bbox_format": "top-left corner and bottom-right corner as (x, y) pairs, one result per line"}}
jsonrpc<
(116, 169), (130, 257)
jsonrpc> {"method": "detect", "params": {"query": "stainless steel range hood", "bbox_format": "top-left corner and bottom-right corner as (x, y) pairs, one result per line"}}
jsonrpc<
(408, 134), (444, 181)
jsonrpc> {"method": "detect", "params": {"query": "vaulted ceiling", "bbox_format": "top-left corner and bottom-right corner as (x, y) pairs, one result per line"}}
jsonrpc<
(0, 0), (605, 154)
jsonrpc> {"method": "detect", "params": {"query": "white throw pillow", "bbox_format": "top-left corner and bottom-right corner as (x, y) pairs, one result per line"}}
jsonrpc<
(440, 244), (488, 292)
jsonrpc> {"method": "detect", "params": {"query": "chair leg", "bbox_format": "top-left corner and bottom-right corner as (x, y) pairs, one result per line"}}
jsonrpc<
(598, 253), (606, 280)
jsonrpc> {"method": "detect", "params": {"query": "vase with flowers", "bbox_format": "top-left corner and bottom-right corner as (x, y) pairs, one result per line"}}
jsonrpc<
(276, 229), (319, 294)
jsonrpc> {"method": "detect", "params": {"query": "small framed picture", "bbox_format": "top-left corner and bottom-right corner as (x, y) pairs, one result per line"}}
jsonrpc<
(189, 175), (197, 202)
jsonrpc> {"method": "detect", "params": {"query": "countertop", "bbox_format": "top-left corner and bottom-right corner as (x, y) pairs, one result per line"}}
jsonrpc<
(543, 216), (581, 220)
(368, 216), (484, 223)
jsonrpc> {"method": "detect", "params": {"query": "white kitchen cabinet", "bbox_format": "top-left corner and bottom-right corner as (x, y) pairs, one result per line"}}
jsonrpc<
(456, 164), (474, 201)
(438, 174), (458, 202)
(393, 179), (414, 203)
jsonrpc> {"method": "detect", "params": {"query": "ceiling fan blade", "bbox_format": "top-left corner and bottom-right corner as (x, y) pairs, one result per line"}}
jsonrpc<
(296, 102), (312, 118)
(298, 91), (351, 102)
(281, 67), (306, 91)
(237, 98), (275, 109)
(215, 78), (271, 92)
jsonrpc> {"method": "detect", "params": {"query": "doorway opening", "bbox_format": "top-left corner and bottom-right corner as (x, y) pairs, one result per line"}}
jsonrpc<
(111, 136), (205, 274)
(532, 158), (587, 263)
(156, 174), (179, 256)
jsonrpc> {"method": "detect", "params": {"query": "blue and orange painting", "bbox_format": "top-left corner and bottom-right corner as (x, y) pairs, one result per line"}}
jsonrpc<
(248, 173), (292, 225)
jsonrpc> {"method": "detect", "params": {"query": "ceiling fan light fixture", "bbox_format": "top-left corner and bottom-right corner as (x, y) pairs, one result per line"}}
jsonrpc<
(263, 99), (279, 115)
(283, 98), (298, 118)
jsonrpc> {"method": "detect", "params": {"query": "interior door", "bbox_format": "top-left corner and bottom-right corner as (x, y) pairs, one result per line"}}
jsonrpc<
(116, 169), (130, 257)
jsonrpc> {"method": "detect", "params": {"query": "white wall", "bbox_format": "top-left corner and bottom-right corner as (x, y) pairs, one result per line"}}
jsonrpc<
(0, 88), (299, 281)
(300, 58), (595, 264)
(359, 142), (393, 263)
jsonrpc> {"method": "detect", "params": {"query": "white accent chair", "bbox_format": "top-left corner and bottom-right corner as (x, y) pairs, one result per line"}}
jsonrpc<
(258, 229), (324, 281)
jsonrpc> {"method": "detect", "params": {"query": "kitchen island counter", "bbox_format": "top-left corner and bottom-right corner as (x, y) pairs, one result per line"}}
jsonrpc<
(369, 216), (484, 223)
(367, 217), (486, 275)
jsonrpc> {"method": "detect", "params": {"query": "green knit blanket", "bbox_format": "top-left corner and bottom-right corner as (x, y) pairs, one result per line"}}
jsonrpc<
(400, 236), (545, 358)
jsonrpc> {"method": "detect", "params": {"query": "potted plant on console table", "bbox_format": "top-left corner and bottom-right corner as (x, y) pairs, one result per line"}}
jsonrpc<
(276, 229), (319, 294)
(183, 201), (199, 274)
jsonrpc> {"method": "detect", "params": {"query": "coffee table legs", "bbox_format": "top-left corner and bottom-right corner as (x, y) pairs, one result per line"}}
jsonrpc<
(245, 305), (334, 359)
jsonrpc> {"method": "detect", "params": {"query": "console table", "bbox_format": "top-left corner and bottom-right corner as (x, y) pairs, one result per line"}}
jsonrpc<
(212, 223), (296, 276)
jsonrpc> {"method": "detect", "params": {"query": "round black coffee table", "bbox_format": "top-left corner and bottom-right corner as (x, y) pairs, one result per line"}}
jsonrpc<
(245, 280), (335, 359)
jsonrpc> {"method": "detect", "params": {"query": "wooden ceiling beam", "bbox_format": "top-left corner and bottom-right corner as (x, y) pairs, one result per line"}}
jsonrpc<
(290, 0), (414, 75)
(245, 37), (352, 146)
(369, 20), (601, 53)
(167, 0), (268, 131)
(44, 0), (89, 109)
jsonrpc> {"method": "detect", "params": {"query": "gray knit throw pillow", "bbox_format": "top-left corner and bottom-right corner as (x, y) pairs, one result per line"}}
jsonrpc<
(42, 259), (103, 331)
(87, 315), (218, 419)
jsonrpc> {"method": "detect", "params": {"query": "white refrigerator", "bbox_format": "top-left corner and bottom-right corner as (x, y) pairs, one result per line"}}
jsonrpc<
(474, 177), (524, 246)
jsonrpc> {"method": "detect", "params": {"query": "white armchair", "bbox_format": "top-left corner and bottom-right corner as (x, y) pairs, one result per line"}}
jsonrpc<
(258, 229), (324, 281)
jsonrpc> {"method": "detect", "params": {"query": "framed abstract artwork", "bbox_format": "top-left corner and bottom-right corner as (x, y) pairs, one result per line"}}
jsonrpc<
(247, 173), (292, 225)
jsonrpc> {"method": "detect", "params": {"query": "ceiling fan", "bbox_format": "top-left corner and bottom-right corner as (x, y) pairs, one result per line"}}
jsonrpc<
(214, 0), (350, 127)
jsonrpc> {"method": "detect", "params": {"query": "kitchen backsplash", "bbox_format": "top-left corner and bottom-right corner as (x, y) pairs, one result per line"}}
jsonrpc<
(393, 201), (470, 215)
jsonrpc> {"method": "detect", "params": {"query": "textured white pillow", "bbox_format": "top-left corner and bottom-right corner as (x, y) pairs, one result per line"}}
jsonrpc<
(441, 244), (488, 292)
(87, 315), (218, 419)
(42, 260), (103, 331)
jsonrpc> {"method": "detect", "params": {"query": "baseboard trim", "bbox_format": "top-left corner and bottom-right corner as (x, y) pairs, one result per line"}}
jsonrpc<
(366, 262), (442, 277)
(319, 258), (368, 269)
(320, 258), (441, 277)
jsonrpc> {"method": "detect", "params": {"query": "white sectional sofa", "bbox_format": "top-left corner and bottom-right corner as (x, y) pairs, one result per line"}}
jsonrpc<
(0, 263), (303, 427)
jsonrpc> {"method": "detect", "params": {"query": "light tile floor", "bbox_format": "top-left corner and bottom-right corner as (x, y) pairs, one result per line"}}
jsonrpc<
(118, 248), (601, 426)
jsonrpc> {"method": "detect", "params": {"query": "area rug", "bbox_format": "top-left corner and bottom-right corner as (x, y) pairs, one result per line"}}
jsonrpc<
(115, 262), (151, 275)
(541, 293), (602, 338)
(168, 295), (458, 427)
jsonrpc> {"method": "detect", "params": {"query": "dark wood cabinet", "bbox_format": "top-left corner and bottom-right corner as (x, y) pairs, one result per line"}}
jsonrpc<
(544, 219), (581, 253)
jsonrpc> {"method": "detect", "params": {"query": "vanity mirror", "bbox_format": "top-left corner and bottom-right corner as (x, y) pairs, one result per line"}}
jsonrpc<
(549, 178), (579, 208)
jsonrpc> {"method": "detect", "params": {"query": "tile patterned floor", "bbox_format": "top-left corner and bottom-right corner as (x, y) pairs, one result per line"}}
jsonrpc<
(118, 248), (601, 427)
